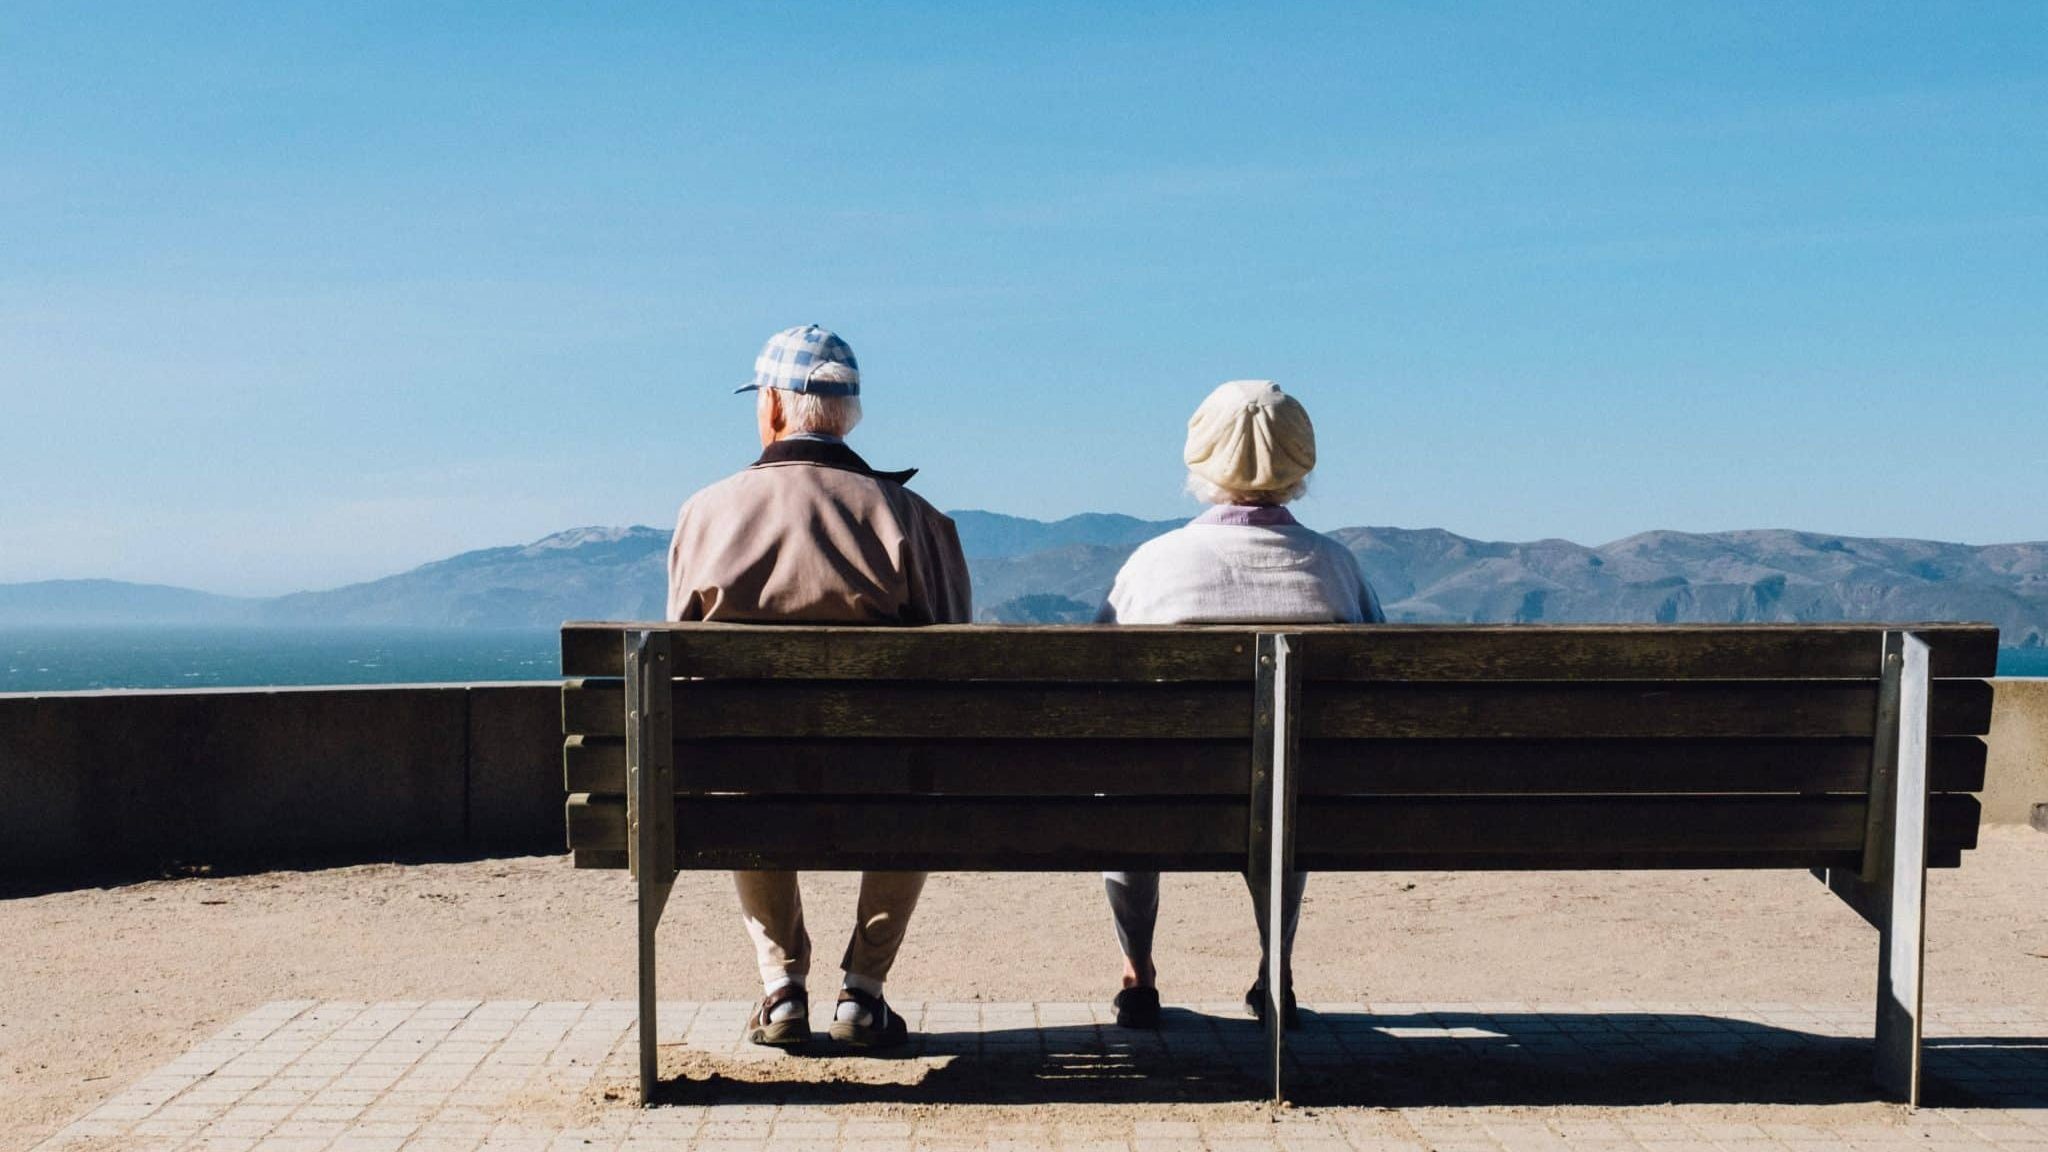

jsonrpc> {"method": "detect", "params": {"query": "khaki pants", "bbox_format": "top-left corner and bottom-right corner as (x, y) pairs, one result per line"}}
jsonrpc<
(735, 870), (927, 988)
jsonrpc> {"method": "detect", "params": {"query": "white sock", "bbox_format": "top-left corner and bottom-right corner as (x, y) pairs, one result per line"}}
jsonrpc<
(836, 972), (883, 1026)
(765, 975), (806, 1023)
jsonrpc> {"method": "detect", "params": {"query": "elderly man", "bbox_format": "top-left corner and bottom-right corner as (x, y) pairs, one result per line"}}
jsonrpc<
(668, 324), (971, 1049)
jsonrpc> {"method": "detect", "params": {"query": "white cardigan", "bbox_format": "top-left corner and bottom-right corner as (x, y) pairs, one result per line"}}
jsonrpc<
(1097, 505), (1385, 626)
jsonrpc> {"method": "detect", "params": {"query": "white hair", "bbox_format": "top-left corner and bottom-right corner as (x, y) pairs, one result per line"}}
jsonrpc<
(762, 388), (863, 437)
(1185, 471), (1309, 507)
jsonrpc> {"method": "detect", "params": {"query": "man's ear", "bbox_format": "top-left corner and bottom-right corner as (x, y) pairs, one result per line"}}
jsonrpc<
(763, 389), (786, 434)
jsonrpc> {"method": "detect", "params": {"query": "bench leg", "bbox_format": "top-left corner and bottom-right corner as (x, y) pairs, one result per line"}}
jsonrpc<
(625, 631), (677, 1107)
(1873, 631), (1931, 1107)
(637, 870), (674, 1105)
(1250, 633), (1302, 1105)
(1808, 631), (1930, 1106)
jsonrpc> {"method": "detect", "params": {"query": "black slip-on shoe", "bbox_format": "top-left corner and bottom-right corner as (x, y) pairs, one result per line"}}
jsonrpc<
(829, 988), (910, 1050)
(1244, 984), (1301, 1031)
(1112, 986), (1162, 1030)
(744, 985), (812, 1048)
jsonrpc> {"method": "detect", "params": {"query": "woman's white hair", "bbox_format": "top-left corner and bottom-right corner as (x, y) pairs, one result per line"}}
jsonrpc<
(762, 388), (863, 438)
(1185, 472), (1309, 507)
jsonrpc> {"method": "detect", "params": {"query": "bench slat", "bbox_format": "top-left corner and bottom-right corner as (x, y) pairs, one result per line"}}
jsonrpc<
(1301, 737), (1988, 795)
(1304, 680), (1993, 739)
(564, 734), (1986, 796)
(565, 680), (1254, 740)
(1299, 626), (1997, 682)
(565, 787), (1982, 869)
(567, 736), (1250, 796)
(1298, 795), (1981, 869)
(563, 679), (1992, 740)
(572, 793), (1248, 868)
(565, 792), (623, 852)
(566, 793), (1978, 871)
(565, 625), (1254, 682)
(561, 622), (2000, 681)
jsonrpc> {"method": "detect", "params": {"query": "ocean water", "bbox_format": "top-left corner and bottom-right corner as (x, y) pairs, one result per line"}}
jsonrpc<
(0, 626), (561, 693)
(1, 625), (2044, 693)
(2001, 646), (2048, 677)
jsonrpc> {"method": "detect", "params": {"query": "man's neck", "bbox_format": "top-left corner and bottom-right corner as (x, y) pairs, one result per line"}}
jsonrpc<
(778, 431), (845, 445)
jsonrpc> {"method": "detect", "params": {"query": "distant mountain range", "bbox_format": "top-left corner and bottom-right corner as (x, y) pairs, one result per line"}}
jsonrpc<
(3, 512), (2044, 647)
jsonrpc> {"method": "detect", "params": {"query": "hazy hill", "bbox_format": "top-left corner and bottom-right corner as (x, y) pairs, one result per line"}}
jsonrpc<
(0, 579), (255, 626)
(260, 526), (670, 628)
(245, 514), (1187, 628)
(949, 511), (1184, 559)
(1339, 526), (2048, 646)
(5, 517), (2045, 645)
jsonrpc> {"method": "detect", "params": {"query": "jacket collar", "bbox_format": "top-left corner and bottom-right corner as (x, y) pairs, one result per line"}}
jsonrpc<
(751, 437), (919, 485)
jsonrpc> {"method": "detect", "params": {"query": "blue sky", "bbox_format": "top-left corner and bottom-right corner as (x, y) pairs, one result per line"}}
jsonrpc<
(2, 2), (2044, 595)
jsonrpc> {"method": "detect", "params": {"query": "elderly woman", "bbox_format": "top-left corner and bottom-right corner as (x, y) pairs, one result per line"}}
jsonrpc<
(1096, 380), (1384, 1031)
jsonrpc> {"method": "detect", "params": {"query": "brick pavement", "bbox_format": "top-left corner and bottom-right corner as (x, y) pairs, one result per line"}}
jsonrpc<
(30, 1000), (2048, 1152)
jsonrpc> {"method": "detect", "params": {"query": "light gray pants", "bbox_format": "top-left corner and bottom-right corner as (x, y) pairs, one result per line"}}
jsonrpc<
(1102, 870), (1307, 985)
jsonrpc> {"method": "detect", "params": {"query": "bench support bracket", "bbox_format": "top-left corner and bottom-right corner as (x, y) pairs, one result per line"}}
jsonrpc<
(1249, 632), (1302, 1105)
(626, 630), (677, 1106)
(1813, 629), (1930, 1107)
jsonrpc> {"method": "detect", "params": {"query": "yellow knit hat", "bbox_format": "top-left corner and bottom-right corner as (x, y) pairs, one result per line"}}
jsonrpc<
(1183, 380), (1316, 495)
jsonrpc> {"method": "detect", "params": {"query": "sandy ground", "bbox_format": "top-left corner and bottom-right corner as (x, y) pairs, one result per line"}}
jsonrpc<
(4, 828), (2046, 1148)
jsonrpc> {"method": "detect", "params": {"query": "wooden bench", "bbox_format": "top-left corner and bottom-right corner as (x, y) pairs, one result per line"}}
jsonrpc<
(560, 622), (1999, 1107)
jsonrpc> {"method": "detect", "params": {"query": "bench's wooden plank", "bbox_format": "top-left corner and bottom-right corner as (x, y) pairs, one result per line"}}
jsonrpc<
(668, 796), (1249, 870)
(568, 792), (1978, 871)
(570, 737), (1247, 795)
(565, 678), (1993, 741)
(565, 734), (1986, 796)
(565, 625), (1256, 682)
(563, 735), (615, 791)
(1296, 794), (1980, 870)
(1296, 626), (1998, 682)
(1300, 737), (1988, 795)
(565, 680), (1253, 739)
(571, 794), (1249, 860)
(561, 622), (2000, 681)
(561, 679), (618, 737)
(565, 792), (625, 852)
(689, 739), (1246, 796)
(1303, 680), (1992, 739)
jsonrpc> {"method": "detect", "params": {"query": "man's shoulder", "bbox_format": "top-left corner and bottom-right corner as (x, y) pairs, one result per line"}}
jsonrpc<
(679, 461), (952, 530)
(888, 483), (955, 529)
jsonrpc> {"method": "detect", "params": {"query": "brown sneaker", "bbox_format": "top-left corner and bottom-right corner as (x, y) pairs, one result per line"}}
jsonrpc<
(828, 988), (909, 1049)
(744, 985), (811, 1048)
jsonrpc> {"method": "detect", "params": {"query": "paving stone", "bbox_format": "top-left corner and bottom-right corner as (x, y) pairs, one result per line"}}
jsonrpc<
(29, 1000), (2048, 1151)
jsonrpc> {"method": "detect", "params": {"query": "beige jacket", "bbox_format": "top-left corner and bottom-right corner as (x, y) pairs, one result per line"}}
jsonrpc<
(666, 439), (973, 625)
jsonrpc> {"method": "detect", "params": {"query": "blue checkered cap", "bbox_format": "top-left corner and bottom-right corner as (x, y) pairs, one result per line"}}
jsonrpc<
(735, 324), (861, 397)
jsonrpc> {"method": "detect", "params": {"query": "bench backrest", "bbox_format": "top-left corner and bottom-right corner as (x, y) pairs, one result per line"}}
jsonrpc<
(561, 623), (1996, 874)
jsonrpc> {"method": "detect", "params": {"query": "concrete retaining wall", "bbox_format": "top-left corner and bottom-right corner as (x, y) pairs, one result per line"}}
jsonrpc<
(0, 683), (562, 880)
(3, 677), (2042, 884)
(1985, 678), (2048, 825)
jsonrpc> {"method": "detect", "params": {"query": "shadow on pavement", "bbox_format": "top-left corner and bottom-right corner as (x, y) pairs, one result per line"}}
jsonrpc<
(648, 1009), (2048, 1110)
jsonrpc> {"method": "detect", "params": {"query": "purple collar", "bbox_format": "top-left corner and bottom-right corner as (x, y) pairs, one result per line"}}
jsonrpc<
(1193, 504), (1299, 528)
